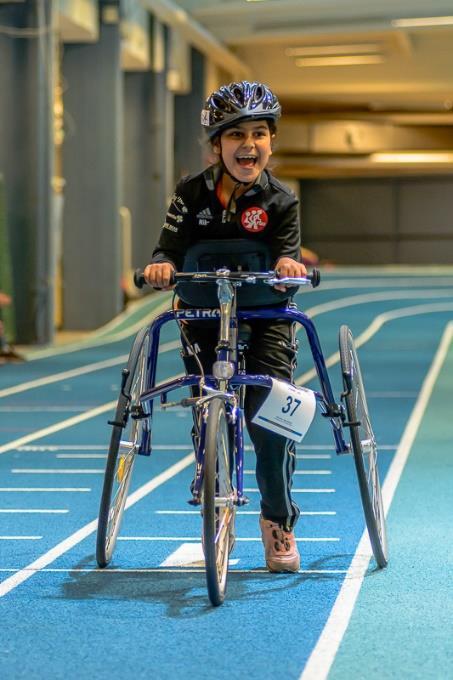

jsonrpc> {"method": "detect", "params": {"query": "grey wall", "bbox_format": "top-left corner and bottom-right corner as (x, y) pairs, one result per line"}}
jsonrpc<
(0, 1), (55, 343)
(300, 177), (453, 264)
(174, 48), (205, 180)
(62, 20), (123, 330)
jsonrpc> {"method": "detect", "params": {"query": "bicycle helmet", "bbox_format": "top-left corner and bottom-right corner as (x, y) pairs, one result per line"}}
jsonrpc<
(201, 81), (282, 138)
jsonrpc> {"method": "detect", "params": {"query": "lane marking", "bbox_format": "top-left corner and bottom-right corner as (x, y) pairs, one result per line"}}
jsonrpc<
(0, 401), (116, 456)
(11, 469), (104, 474)
(0, 567), (350, 575)
(243, 469), (331, 475)
(0, 509), (68, 514)
(0, 339), (179, 400)
(118, 536), (339, 542)
(296, 300), (453, 386)
(56, 454), (107, 459)
(0, 406), (89, 412)
(20, 445), (108, 451)
(0, 355), (128, 399)
(0, 488), (91, 492)
(297, 455), (332, 460)
(23, 297), (172, 361)
(244, 488), (335, 493)
(0, 536), (42, 540)
(300, 321), (453, 680)
(0, 453), (194, 598)
(155, 510), (336, 516)
(19, 445), (191, 452)
(159, 543), (240, 568)
(5, 293), (453, 400)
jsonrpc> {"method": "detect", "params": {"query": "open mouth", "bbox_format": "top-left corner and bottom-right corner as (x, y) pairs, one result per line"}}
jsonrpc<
(236, 155), (257, 168)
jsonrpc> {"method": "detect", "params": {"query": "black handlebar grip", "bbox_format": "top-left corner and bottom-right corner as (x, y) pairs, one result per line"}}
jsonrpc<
(134, 269), (146, 289)
(133, 268), (177, 289)
(310, 268), (321, 288)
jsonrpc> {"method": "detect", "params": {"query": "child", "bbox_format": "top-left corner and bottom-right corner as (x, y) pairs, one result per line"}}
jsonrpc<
(144, 81), (307, 572)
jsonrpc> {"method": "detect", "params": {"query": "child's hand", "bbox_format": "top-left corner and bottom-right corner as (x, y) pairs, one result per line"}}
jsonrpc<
(274, 257), (307, 292)
(143, 262), (176, 290)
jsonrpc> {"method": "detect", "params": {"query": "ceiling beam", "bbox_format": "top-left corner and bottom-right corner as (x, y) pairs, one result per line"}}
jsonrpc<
(141, 0), (250, 78)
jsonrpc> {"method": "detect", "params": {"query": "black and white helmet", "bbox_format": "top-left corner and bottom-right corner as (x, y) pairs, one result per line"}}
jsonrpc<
(201, 81), (281, 137)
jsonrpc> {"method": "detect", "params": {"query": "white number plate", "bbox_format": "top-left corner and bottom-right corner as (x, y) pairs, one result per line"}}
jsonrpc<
(252, 379), (316, 442)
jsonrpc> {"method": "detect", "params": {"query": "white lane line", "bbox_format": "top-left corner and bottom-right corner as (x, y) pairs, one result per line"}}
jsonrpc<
(6, 293), (453, 399)
(297, 455), (332, 460)
(20, 445), (107, 451)
(243, 469), (331, 475)
(159, 543), (241, 568)
(0, 337), (179, 400)
(19, 444), (191, 452)
(367, 391), (418, 398)
(0, 536), (42, 540)
(56, 454), (107, 459)
(0, 488), (91, 492)
(155, 510), (336, 516)
(118, 536), (339, 542)
(11, 469), (104, 474)
(0, 509), (68, 514)
(0, 355), (128, 399)
(0, 453), (194, 598)
(296, 300), (453, 386)
(0, 567), (349, 574)
(300, 321), (453, 680)
(244, 488), (335, 493)
(0, 400), (116, 456)
(23, 297), (173, 361)
(0, 407), (89, 412)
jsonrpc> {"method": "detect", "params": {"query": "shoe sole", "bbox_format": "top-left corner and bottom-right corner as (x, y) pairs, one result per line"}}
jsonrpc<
(266, 561), (300, 573)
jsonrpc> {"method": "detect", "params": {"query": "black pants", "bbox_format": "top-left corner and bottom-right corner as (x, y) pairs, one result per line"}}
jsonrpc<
(181, 317), (300, 529)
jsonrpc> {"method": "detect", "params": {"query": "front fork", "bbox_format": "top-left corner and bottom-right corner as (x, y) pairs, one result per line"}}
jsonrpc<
(189, 401), (247, 507)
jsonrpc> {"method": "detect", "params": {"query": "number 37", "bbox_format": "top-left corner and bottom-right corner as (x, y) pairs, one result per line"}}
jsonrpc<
(282, 396), (301, 416)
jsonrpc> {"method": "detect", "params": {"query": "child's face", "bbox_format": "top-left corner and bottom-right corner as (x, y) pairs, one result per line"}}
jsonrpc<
(214, 120), (273, 183)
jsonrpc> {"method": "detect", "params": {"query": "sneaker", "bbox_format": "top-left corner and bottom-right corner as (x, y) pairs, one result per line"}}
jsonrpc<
(260, 515), (300, 573)
(0, 348), (25, 364)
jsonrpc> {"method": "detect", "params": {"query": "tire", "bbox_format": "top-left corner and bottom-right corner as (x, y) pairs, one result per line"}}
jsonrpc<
(96, 328), (151, 567)
(339, 325), (388, 568)
(203, 398), (236, 606)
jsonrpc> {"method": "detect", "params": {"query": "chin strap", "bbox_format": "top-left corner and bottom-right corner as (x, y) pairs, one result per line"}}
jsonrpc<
(217, 140), (256, 221)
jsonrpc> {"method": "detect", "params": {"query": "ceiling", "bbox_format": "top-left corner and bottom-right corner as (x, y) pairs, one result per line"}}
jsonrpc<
(176, 0), (453, 176)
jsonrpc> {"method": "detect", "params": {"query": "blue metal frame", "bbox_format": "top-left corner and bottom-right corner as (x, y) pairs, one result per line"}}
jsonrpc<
(134, 303), (349, 505)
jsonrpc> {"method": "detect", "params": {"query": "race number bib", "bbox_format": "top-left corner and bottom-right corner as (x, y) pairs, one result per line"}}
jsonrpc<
(252, 379), (316, 442)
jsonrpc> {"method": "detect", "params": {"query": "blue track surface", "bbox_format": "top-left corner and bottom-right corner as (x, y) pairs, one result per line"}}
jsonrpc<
(0, 268), (452, 679)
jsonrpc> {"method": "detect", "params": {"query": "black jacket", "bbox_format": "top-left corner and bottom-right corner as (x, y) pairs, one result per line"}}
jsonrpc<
(151, 164), (301, 270)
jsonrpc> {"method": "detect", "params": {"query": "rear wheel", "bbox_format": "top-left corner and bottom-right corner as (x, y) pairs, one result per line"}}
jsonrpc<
(96, 328), (151, 567)
(203, 398), (236, 606)
(339, 325), (388, 568)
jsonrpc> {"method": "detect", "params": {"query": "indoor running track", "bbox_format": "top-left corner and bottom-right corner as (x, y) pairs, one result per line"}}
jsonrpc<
(0, 268), (452, 680)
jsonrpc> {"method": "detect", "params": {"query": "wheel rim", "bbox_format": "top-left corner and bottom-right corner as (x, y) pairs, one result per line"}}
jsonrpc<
(349, 343), (388, 559)
(203, 399), (235, 603)
(104, 335), (149, 559)
(214, 423), (235, 587)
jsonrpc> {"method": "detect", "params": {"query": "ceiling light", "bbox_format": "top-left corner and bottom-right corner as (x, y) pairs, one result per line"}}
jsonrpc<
(371, 152), (453, 163)
(286, 44), (381, 57)
(392, 16), (453, 27)
(295, 55), (384, 67)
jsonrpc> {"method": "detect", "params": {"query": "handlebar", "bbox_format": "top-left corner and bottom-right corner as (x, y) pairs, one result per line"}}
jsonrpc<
(134, 268), (321, 290)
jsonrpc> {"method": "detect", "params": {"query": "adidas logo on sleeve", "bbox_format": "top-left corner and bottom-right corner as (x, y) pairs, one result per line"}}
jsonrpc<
(196, 207), (213, 226)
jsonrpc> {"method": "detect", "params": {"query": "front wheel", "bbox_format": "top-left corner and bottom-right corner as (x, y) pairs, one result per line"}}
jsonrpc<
(339, 325), (388, 568)
(203, 398), (236, 606)
(96, 328), (151, 567)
